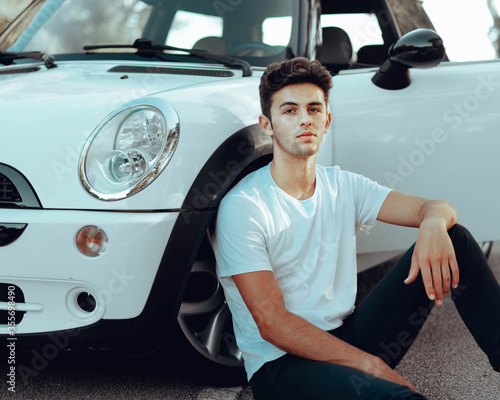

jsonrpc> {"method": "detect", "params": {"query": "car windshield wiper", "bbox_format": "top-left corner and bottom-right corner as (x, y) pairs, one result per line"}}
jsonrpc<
(0, 50), (57, 69)
(83, 38), (252, 77)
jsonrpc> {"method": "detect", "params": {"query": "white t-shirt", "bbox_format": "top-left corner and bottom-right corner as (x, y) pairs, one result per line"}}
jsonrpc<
(213, 163), (391, 381)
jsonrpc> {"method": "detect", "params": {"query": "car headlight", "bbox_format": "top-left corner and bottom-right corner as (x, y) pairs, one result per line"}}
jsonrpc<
(79, 104), (179, 200)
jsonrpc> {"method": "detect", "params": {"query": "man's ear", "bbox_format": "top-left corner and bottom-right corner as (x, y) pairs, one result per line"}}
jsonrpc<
(259, 114), (273, 137)
(324, 111), (332, 133)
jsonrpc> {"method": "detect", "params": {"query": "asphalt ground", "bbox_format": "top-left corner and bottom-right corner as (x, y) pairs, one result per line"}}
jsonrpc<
(2, 243), (500, 399)
(393, 245), (500, 400)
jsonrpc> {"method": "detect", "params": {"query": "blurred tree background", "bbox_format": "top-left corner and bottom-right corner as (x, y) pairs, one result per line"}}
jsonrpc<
(390, 0), (500, 59)
(0, 0), (32, 32)
(387, 0), (435, 34)
(1, 0), (151, 53)
(488, 0), (500, 55)
(25, 0), (151, 53)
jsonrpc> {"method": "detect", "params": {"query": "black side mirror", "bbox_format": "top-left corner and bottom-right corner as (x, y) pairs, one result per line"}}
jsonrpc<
(372, 29), (445, 90)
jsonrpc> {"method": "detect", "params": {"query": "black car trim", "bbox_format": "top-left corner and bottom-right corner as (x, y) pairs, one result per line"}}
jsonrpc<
(0, 164), (42, 208)
(0, 66), (40, 75)
(181, 123), (273, 210)
(0, 223), (27, 247)
(107, 65), (234, 77)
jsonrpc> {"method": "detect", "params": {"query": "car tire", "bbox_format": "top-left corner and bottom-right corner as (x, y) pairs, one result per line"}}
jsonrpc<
(171, 230), (247, 387)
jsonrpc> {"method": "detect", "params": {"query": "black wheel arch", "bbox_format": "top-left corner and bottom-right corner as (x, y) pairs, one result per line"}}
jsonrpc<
(129, 123), (273, 351)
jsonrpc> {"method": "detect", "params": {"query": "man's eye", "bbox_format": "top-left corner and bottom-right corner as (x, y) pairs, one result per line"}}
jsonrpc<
(284, 109), (295, 114)
(309, 108), (321, 113)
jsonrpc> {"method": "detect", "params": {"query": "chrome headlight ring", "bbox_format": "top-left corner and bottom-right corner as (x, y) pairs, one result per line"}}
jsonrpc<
(79, 102), (180, 201)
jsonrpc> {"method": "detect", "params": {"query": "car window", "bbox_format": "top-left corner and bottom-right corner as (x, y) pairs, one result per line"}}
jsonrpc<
(8, 0), (153, 54)
(5, 0), (297, 66)
(166, 10), (223, 49)
(263, 16), (293, 46)
(166, 11), (292, 52)
(0, 0), (33, 33)
(321, 13), (384, 54)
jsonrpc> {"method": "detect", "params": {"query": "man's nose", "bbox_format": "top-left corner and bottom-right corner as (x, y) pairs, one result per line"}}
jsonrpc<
(298, 109), (312, 126)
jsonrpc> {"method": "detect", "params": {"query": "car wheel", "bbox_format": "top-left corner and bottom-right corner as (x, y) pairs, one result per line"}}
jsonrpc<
(172, 231), (246, 386)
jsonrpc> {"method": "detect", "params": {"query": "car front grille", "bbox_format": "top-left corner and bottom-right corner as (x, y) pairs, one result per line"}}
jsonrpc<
(0, 173), (22, 203)
(0, 164), (41, 208)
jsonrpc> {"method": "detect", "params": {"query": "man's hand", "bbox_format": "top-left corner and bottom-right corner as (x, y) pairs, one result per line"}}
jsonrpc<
(377, 193), (459, 305)
(405, 217), (459, 305)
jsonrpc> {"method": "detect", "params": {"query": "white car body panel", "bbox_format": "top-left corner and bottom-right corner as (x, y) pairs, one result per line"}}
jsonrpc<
(0, 61), (264, 210)
(0, 208), (178, 333)
(332, 60), (500, 253)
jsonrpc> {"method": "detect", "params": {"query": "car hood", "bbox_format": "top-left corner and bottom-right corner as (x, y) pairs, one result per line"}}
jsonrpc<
(0, 59), (248, 209)
(0, 59), (235, 106)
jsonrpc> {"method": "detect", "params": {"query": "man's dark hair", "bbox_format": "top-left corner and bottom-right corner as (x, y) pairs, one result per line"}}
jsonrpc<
(259, 57), (333, 121)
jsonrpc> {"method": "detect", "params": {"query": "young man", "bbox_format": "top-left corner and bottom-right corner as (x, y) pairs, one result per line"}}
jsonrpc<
(213, 57), (500, 399)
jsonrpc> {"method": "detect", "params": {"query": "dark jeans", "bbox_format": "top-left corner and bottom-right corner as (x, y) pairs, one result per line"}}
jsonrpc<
(250, 224), (500, 400)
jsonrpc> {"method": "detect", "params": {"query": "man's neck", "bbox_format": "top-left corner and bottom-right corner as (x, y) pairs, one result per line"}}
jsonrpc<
(269, 156), (317, 200)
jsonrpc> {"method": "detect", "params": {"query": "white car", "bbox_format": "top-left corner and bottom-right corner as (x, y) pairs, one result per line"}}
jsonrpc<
(1, 0), (499, 386)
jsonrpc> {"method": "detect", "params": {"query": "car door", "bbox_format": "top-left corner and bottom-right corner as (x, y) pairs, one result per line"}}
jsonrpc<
(332, 61), (500, 256)
(319, 0), (500, 259)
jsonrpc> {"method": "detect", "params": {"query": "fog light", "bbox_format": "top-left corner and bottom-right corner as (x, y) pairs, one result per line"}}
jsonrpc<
(76, 226), (108, 257)
(77, 292), (97, 313)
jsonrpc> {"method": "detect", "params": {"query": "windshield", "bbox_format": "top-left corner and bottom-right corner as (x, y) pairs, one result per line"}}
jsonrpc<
(2, 0), (297, 66)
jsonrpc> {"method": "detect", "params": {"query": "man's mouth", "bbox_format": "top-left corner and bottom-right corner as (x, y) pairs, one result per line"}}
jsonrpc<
(297, 131), (316, 138)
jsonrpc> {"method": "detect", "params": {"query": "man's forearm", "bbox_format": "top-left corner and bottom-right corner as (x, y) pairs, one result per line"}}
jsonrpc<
(258, 307), (414, 389)
(259, 307), (365, 367)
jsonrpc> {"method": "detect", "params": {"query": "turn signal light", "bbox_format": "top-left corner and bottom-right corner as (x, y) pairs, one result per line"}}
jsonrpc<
(76, 226), (108, 257)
